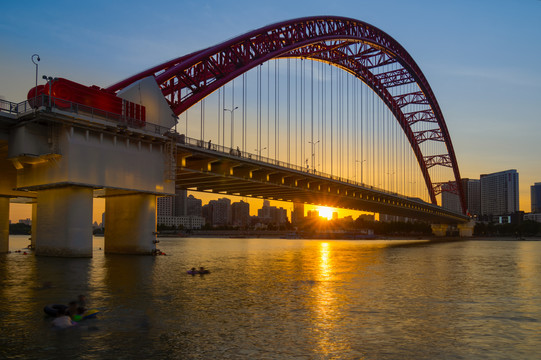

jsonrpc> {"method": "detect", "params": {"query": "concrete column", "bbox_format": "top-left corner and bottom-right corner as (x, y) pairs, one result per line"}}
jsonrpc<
(458, 221), (475, 237)
(35, 186), (93, 257)
(30, 202), (37, 249)
(0, 197), (9, 253)
(431, 224), (449, 237)
(105, 193), (157, 255)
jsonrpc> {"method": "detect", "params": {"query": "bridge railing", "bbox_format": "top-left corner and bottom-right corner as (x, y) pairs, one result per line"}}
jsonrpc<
(176, 133), (414, 201)
(2, 95), (171, 135)
(0, 98), (34, 115)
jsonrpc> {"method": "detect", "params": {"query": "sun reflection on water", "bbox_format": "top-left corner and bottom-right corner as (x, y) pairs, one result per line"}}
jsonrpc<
(311, 241), (351, 357)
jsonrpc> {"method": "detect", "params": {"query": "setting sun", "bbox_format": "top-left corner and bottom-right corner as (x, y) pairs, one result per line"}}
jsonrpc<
(317, 206), (335, 220)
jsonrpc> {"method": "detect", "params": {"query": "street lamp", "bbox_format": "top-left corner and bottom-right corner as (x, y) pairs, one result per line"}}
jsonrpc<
(255, 147), (266, 159)
(224, 106), (238, 149)
(42, 75), (58, 108)
(356, 159), (366, 184)
(387, 171), (396, 192)
(308, 140), (320, 173)
(31, 54), (40, 107)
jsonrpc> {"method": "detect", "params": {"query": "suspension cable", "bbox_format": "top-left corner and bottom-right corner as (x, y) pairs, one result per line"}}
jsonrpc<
(287, 58), (291, 164)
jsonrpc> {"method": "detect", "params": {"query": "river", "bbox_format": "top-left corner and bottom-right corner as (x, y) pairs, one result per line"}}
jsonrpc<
(1, 235), (540, 359)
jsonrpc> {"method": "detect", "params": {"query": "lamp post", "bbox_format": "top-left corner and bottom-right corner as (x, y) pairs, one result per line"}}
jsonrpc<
(31, 54), (40, 107)
(255, 147), (266, 160)
(308, 140), (320, 173)
(356, 159), (366, 184)
(387, 172), (395, 192)
(42, 75), (58, 108)
(224, 106), (238, 149)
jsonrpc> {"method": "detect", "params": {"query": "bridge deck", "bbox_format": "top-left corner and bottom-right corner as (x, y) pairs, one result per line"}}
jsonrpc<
(1, 103), (469, 224)
(174, 136), (468, 224)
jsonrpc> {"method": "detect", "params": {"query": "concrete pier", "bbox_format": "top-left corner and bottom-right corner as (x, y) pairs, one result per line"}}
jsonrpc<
(431, 224), (449, 237)
(458, 220), (475, 237)
(104, 193), (157, 254)
(0, 197), (9, 253)
(30, 202), (37, 248)
(35, 186), (93, 257)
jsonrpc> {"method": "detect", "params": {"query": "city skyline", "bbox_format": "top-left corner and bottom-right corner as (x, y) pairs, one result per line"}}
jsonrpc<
(2, 0), (540, 221)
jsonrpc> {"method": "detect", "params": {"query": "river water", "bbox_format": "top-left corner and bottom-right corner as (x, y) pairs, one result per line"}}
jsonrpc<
(1, 236), (540, 359)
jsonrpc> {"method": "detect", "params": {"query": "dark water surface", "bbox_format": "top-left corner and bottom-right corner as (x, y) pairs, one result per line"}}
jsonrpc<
(1, 236), (540, 359)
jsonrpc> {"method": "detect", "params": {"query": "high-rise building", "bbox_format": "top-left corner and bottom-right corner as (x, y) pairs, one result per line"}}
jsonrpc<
(174, 189), (188, 216)
(186, 194), (202, 216)
(291, 203), (304, 225)
(258, 200), (272, 220)
(157, 196), (174, 216)
(441, 183), (461, 214)
(157, 190), (205, 229)
(531, 183), (541, 213)
(466, 179), (481, 216)
(480, 169), (519, 217)
(208, 198), (231, 226)
(202, 203), (213, 225)
(231, 200), (250, 227)
(257, 200), (288, 225)
(441, 178), (480, 216)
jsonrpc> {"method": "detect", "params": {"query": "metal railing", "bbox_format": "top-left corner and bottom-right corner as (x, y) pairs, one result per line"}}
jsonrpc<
(176, 133), (417, 202)
(1, 95), (171, 135)
(0, 98), (34, 115)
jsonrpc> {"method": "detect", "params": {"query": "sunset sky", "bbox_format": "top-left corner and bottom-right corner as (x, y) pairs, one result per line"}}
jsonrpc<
(2, 0), (540, 222)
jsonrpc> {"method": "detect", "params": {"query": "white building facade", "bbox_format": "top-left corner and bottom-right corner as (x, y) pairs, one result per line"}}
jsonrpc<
(480, 169), (519, 217)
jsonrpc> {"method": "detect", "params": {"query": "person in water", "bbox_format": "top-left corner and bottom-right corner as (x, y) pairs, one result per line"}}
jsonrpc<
(77, 295), (87, 311)
(51, 307), (75, 329)
(66, 300), (85, 321)
(198, 266), (210, 274)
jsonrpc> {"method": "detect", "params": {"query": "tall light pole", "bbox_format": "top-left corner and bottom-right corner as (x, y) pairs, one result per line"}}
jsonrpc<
(255, 147), (266, 160)
(387, 172), (396, 192)
(31, 54), (40, 106)
(308, 140), (319, 173)
(224, 106), (238, 149)
(42, 75), (58, 108)
(356, 159), (366, 184)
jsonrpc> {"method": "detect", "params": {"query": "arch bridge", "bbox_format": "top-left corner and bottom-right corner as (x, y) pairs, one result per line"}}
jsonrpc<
(0, 16), (470, 257)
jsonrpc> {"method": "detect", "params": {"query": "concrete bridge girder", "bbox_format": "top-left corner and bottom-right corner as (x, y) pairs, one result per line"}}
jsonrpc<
(182, 157), (219, 172)
(283, 175), (304, 187)
(268, 173), (285, 185)
(210, 160), (243, 176)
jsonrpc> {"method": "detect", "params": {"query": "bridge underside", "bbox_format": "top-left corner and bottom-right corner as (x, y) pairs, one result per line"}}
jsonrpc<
(175, 141), (467, 224)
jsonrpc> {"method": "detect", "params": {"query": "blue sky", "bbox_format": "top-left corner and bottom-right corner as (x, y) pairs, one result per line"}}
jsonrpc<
(1, 0), (540, 212)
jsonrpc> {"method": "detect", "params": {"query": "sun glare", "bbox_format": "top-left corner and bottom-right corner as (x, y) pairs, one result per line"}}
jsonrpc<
(317, 206), (334, 220)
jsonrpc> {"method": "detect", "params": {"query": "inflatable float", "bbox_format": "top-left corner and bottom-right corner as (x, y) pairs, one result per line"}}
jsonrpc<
(44, 304), (99, 320)
(187, 268), (211, 275)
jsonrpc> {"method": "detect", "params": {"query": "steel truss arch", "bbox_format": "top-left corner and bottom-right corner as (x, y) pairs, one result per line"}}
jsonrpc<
(107, 16), (466, 213)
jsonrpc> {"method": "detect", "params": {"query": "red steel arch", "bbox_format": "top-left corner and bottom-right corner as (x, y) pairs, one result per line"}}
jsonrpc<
(107, 16), (466, 213)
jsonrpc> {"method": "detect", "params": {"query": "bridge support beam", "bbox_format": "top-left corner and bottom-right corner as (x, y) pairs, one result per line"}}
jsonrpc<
(431, 224), (449, 237)
(35, 186), (93, 257)
(458, 221), (475, 237)
(0, 197), (9, 253)
(105, 193), (157, 255)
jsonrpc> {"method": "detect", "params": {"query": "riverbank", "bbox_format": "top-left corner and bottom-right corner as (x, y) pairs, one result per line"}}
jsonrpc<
(158, 231), (541, 242)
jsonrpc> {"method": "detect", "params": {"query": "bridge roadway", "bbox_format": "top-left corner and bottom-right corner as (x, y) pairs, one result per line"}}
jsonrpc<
(174, 135), (468, 224)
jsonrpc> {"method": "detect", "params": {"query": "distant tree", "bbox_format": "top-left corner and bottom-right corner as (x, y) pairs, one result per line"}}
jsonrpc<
(519, 220), (541, 236)
(9, 223), (31, 235)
